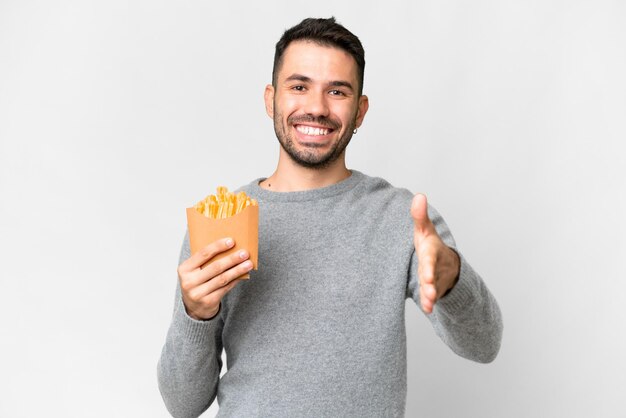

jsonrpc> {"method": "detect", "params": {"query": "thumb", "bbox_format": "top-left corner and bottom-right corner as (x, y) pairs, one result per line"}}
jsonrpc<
(411, 193), (434, 240)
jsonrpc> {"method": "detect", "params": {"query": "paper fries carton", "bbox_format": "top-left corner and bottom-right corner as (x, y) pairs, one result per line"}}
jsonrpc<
(186, 204), (258, 278)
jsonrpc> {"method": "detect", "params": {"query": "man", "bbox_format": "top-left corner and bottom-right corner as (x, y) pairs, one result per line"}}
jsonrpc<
(158, 17), (502, 418)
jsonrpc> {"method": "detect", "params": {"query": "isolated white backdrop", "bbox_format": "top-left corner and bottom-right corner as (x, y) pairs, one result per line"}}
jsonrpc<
(1, 1), (625, 417)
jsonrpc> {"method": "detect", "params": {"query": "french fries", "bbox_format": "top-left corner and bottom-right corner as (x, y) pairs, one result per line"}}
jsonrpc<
(194, 187), (258, 219)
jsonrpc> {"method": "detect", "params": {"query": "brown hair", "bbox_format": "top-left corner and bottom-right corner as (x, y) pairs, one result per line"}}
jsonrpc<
(272, 17), (366, 95)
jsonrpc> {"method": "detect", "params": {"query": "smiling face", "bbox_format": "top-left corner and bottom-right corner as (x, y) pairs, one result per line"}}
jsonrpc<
(265, 41), (369, 169)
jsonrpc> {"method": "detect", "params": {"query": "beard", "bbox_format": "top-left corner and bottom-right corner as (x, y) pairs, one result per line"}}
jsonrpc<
(273, 109), (357, 170)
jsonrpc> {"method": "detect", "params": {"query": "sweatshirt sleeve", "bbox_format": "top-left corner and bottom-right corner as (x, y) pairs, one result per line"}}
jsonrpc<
(157, 231), (224, 418)
(406, 206), (503, 363)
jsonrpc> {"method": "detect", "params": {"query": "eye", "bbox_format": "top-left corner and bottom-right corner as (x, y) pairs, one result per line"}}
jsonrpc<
(291, 85), (306, 92)
(329, 89), (345, 96)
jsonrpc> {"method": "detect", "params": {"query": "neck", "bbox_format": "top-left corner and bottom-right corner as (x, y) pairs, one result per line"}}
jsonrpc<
(259, 150), (351, 192)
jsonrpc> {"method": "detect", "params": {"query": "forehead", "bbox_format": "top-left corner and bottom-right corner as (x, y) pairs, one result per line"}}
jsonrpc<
(277, 40), (358, 83)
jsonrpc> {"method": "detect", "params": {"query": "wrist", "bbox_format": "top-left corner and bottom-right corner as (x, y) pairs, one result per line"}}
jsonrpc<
(185, 303), (221, 321)
(443, 247), (461, 296)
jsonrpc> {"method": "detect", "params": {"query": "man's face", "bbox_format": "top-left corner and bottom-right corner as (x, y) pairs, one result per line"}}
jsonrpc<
(265, 41), (369, 169)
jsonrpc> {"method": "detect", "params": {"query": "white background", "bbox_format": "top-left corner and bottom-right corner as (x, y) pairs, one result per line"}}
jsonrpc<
(1, 1), (625, 417)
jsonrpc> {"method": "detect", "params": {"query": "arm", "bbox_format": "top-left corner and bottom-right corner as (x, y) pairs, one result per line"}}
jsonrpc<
(408, 194), (503, 363)
(157, 284), (224, 417)
(157, 232), (252, 417)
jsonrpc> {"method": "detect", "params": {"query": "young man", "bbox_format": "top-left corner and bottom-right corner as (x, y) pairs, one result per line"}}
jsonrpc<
(158, 17), (502, 417)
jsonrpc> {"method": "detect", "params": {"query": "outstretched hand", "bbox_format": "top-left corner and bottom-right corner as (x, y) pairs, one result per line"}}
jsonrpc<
(411, 194), (461, 314)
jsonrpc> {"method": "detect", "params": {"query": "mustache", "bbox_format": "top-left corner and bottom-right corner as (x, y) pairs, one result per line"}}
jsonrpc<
(287, 115), (340, 130)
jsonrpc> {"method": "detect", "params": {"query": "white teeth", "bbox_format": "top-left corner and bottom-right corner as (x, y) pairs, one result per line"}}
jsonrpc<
(296, 125), (330, 136)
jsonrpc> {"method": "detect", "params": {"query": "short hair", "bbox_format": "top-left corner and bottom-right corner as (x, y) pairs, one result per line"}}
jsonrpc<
(272, 17), (366, 96)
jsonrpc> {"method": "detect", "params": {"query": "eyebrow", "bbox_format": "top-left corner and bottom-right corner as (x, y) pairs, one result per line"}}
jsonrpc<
(284, 73), (355, 92)
(329, 80), (354, 91)
(285, 73), (312, 83)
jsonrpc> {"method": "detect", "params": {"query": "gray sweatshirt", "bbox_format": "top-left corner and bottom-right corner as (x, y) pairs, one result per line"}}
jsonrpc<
(158, 170), (502, 417)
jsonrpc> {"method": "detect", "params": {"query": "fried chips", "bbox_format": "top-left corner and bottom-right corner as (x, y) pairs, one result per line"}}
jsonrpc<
(194, 187), (258, 219)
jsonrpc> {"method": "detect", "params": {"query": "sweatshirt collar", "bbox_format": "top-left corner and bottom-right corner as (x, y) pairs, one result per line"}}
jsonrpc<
(246, 170), (364, 203)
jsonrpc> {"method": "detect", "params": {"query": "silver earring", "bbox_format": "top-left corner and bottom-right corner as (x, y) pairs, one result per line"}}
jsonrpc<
(353, 128), (358, 134)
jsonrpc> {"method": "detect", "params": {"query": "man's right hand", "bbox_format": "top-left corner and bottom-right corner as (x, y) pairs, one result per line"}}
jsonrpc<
(177, 237), (253, 320)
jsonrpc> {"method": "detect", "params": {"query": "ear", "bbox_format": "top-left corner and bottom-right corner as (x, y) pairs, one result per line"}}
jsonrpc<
(355, 95), (369, 128)
(264, 84), (275, 119)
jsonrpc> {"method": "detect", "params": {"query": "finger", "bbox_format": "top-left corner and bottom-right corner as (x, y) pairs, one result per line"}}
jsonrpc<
(422, 282), (437, 301)
(418, 252), (438, 313)
(419, 263), (438, 299)
(199, 249), (250, 284)
(201, 278), (245, 312)
(418, 251), (437, 286)
(420, 260), (439, 301)
(411, 194), (430, 232)
(191, 259), (253, 300)
(180, 246), (247, 292)
(420, 284), (434, 314)
(180, 237), (235, 273)
(411, 194), (435, 241)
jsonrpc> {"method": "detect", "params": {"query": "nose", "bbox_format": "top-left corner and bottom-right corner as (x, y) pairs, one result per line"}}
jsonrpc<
(303, 90), (330, 118)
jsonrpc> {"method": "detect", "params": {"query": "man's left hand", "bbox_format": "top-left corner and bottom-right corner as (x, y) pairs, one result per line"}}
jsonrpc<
(411, 193), (461, 314)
